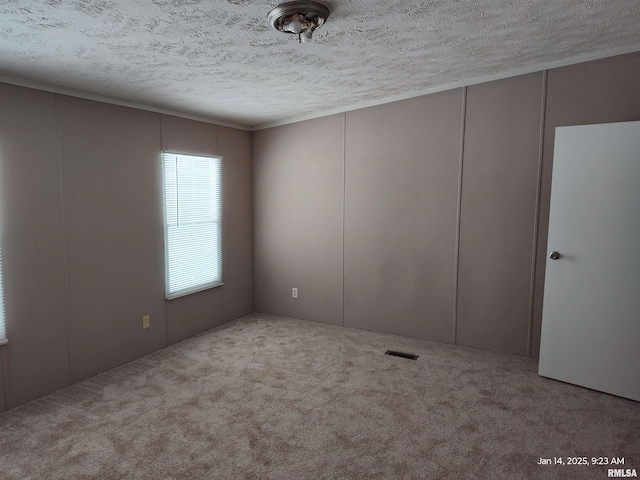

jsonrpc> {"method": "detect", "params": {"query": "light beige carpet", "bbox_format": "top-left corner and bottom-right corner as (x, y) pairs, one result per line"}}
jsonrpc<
(0, 313), (638, 479)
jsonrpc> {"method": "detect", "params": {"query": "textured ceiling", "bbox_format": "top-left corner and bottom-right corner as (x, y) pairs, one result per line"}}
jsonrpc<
(1, 0), (640, 128)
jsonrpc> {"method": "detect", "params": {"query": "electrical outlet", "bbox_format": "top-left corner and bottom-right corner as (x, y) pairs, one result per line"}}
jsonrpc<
(142, 315), (150, 329)
(292, 287), (298, 299)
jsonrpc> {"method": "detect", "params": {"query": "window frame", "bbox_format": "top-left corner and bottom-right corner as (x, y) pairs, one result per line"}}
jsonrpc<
(161, 152), (223, 300)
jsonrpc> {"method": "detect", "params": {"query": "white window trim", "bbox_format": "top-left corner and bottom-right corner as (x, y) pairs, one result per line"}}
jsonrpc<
(161, 152), (223, 300)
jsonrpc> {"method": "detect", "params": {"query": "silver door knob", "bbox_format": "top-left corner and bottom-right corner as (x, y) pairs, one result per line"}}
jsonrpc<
(549, 251), (560, 260)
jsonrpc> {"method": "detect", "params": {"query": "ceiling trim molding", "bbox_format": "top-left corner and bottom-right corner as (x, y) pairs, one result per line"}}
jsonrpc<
(0, 74), (252, 131)
(251, 44), (640, 131)
(1, 42), (639, 132)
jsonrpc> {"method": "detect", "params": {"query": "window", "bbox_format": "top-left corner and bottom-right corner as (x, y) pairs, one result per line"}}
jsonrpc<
(0, 235), (6, 344)
(162, 153), (222, 299)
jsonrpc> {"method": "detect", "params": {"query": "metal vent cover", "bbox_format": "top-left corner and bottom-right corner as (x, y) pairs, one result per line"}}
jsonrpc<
(385, 350), (419, 360)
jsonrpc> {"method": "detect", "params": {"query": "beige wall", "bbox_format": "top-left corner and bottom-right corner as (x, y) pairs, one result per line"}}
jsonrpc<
(2, 51), (639, 412)
(0, 85), (70, 407)
(457, 73), (544, 356)
(253, 115), (345, 325)
(60, 97), (167, 382)
(344, 91), (463, 342)
(252, 52), (640, 357)
(0, 86), (253, 410)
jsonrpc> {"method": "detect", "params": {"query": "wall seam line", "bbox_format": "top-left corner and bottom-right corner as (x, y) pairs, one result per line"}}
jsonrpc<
(453, 87), (467, 346)
(527, 70), (548, 358)
(249, 130), (255, 315)
(341, 112), (346, 327)
(55, 94), (74, 388)
(159, 115), (170, 347)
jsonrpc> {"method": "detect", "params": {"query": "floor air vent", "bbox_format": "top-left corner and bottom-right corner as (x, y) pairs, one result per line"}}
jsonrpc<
(385, 350), (419, 360)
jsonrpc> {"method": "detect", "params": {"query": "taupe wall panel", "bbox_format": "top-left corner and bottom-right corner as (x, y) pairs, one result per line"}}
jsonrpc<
(532, 52), (640, 357)
(344, 91), (463, 342)
(0, 88), (253, 410)
(0, 353), (6, 412)
(160, 114), (218, 157)
(252, 115), (344, 325)
(1, 51), (637, 412)
(60, 97), (167, 382)
(0, 84), (70, 407)
(457, 74), (543, 356)
(166, 290), (224, 344)
(160, 119), (253, 344)
(160, 115), (224, 344)
(219, 126), (254, 323)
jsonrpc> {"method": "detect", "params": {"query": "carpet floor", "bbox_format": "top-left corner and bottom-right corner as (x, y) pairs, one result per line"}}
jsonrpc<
(0, 313), (638, 479)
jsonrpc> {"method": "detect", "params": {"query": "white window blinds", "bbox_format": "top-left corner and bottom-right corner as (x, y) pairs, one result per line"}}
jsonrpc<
(162, 153), (223, 300)
(0, 238), (6, 344)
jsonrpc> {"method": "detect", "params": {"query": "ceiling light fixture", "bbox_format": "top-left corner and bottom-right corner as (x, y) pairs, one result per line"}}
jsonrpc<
(268, 1), (330, 44)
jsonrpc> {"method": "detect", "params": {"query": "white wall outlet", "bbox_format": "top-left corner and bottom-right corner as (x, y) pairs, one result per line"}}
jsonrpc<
(142, 315), (150, 329)
(292, 287), (298, 299)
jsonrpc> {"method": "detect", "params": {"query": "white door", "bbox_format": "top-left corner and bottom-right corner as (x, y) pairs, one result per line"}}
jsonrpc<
(538, 121), (640, 402)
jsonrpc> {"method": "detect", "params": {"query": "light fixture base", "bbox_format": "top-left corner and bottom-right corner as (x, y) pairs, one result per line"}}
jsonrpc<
(268, 1), (330, 43)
